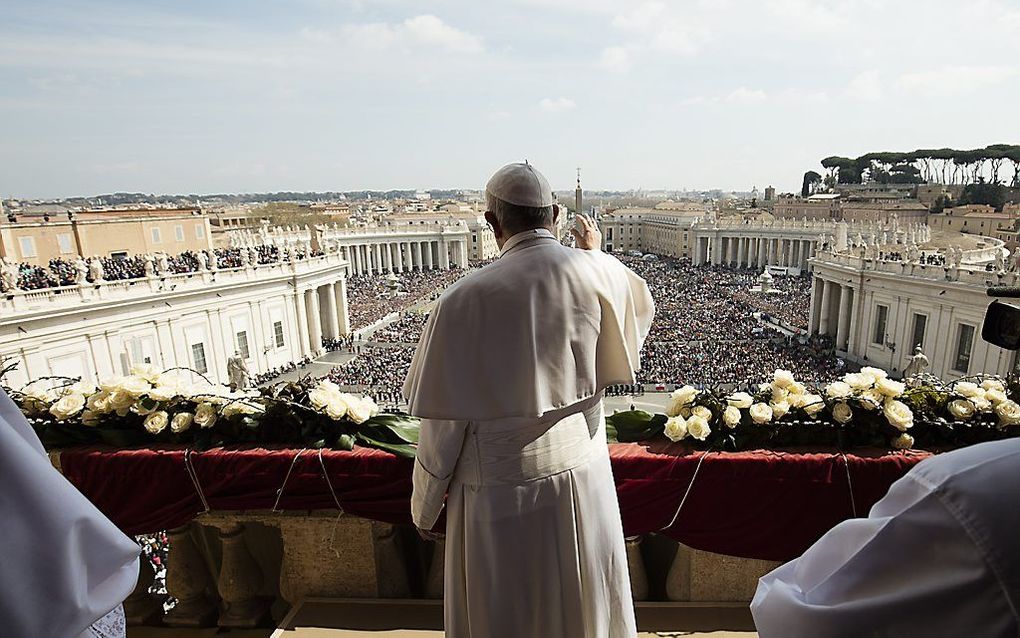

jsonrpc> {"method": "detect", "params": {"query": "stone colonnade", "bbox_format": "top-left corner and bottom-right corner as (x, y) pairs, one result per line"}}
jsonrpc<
(295, 277), (350, 357)
(808, 275), (859, 352)
(339, 239), (469, 276)
(692, 234), (816, 271)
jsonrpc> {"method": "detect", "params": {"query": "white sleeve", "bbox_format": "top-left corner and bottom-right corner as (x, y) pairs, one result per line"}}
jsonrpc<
(751, 473), (1004, 638)
(411, 418), (468, 530)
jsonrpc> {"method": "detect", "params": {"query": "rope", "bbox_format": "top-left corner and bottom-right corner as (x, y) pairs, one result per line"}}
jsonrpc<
(318, 449), (347, 558)
(272, 448), (307, 512)
(839, 452), (858, 518)
(659, 447), (715, 532)
(184, 449), (211, 513)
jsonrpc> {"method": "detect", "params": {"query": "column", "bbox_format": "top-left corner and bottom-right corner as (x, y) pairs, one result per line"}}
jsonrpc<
(382, 242), (391, 272)
(458, 241), (469, 267)
(335, 278), (351, 335)
(323, 283), (340, 339)
(711, 237), (721, 265)
(808, 277), (822, 334)
(818, 280), (833, 336)
(847, 287), (860, 354)
(440, 241), (450, 269)
(295, 291), (310, 358)
(737, 237), (746, 268)
(392, 243), (403, 273)
(304, 288), (322, 354)
(374, 243), (383, 274)
(413, 242), (423, 270)
(425, 242), (434, 269)
(836, 285), (851, 350)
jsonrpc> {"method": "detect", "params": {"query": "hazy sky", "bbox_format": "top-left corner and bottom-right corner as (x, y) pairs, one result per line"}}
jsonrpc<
(2, 0), (1018, 198)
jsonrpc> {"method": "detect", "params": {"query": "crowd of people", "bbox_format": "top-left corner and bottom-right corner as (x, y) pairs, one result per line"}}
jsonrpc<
(11, 246), (287, 291)
(370, 312), (431, 344)
(345, 268), (466, 330)
(324, 345), (416, 394)
(251, 356), (314, 386)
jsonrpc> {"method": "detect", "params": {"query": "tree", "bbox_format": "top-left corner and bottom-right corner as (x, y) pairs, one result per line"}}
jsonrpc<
(959, 180), (1007, 210)
(801, 171), (822, 197)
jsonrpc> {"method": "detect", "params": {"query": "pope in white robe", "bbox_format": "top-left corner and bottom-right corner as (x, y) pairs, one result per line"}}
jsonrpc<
(752, 437), (1020, 637)
(403, 162), (654, 637)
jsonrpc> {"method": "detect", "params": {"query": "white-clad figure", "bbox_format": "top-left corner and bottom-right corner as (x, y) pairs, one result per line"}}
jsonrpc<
(404, 162), (654, 638)
(0, 389), (140, 637)
(752, 437), (1020, 637)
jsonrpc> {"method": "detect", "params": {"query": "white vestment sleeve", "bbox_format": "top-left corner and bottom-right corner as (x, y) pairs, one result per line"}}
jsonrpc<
(751, 472), (1006, 638)
(412, 418), (468, 530)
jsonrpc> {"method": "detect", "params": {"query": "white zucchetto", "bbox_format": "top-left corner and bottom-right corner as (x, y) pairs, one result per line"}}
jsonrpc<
(485, 162), (554, 208)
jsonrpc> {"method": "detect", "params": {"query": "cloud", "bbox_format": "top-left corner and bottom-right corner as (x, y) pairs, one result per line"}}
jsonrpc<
(724, 87), (767, 103)
(599, 46), (632, 73)
(845, 70), (883, 101)
(897, 65), (1016, 97)
(487, 110), (511, 120)
(327, 14), (483, 53)
(539, 97), (577, 112)
(608, 1), (711, 57)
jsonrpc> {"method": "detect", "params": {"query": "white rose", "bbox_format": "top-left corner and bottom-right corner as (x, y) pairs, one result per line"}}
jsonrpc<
(667, 385), (699, 417)
(131, 400), (158, 416)
(324, 395), (350, 420)
(686, 415), (711, 441)
(119, 375), (153, 397)
(875, 378), (906, 398)
(86, 390), (112, 414)
(981, 379), (1005, 392)
(825, 381), (853, 400)
(722, 405), (742, 428)
(971, 394), (992, 413)
(81, 409), (101, 427)
(947, 399), (975, 420)
(994, 400), (1020, 426)
(150, 379), (190, 402)
(832, 402), (853, 424)
(726, 392), (753, 409)
(25, 386), (58, 403)
(757, 382), (772, 393)
(773, 369), (795, 389)
(891, 433), (914, 450)
(664, 416), (688, 442)
(143, 410), (169, 434)
(843, 373), (872, 391)
(883, 399), (913, 431)
(860, 389), (884, 410)
(170, 412), (194, 433)
(985, 389), (1008, 406)
(68, 380), (98, 396)
(690, 405), (712, 421)
(222, 401), (264, 418)
(787, 381), (807, 397)
(953, 382), (981, 398)
(345, 395), (378, 424)
(771, 386), (790, 404)
(860, 366), (888, 381)
(771, 400), (791, 419)
(129, 363), (163, 383)
(801, 394), (825, 418)
(308, 386), (334, 411)
(749, 402), (774, 424)
(194, 402), (218, 428)
(49, 393), (86, 420)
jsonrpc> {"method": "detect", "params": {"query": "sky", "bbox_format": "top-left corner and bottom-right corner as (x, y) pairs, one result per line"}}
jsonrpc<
(1, 0), (1018, 199)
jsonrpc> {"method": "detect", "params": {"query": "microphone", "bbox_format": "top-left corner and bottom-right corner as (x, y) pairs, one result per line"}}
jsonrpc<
(986, 287), (1020, 298)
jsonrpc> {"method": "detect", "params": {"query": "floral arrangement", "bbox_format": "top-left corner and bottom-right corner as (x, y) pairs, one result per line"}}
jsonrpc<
(606, 367), (1020, 451)
(7, 365), (419, 458)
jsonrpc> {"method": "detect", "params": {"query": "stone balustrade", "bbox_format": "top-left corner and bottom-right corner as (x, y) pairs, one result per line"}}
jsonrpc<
(118, 508), (778, 630)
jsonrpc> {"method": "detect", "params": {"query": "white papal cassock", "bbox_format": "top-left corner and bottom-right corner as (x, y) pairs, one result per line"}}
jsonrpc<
(752, 437), (1020, 637)
(403, 228), (654, 637)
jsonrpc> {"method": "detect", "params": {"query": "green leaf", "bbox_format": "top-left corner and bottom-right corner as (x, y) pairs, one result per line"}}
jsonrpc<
(606, 410), (666, 442)
(337, 433), (355, 451)
(354, 431), (417, 459)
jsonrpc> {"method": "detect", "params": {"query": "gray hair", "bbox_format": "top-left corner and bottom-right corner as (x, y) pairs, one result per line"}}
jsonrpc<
(486, 192), (555, 236)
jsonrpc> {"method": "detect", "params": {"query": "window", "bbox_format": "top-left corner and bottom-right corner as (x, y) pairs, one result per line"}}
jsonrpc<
(19, 236), (36, 258)
(195, 224), (205, 239)
(273, 321), (285, 347)
(954, 324), (975, 373)
(110, 251), (128, 260)
(175, 225), (185, 242)
(911, 313), (927, 350)
(191, 343), (208, 374)
(872, 304), (889, 345)
(235, 330), (250, 359)
(151, 227), (162, 244)
(57, 233), (73, 254)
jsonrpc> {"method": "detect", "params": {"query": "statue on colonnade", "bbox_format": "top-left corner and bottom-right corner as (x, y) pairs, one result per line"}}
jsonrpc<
(226, 351), (250, 390)
(88, 256), (104, 283)
(1, 257), (20, 292)
(903, 347), (930, 386)
(73, 256), (88, 284)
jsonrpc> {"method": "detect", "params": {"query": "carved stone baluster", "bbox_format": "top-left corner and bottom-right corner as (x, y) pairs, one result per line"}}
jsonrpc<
(123, 558), (162, 626)
(665, 543), (692, 601)
(625, 536), (649, 602)
(163, 524), (217, 627)
(217, 522), (270, 627)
